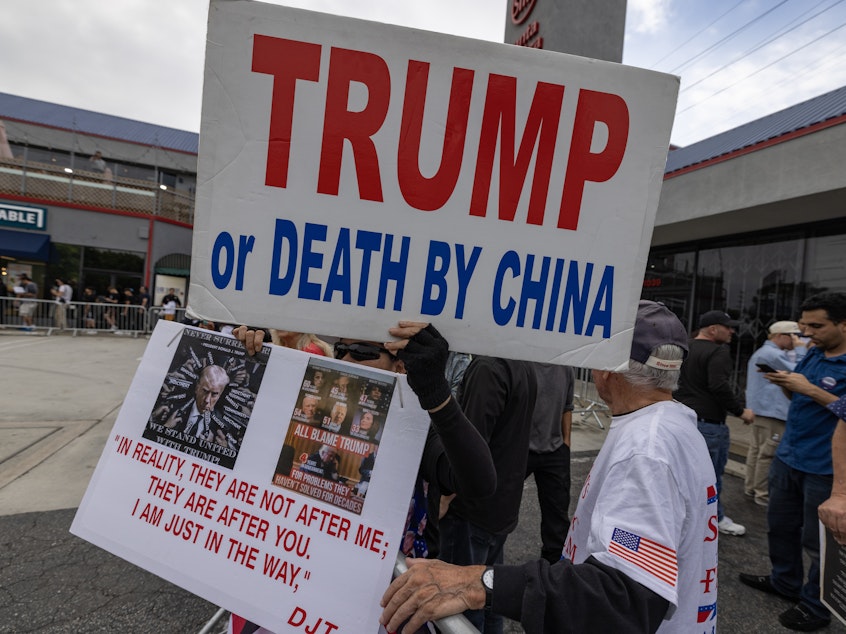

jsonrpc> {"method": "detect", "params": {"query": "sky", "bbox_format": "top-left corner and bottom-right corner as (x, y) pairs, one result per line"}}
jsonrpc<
(2, 0), (845, 147)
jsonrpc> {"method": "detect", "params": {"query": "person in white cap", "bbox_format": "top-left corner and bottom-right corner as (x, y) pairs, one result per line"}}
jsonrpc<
(380, 301), (719, 634)
(744, 321), (807, 506)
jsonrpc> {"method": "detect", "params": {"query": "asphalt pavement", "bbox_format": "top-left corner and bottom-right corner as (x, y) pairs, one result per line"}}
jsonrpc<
(1, 331), (844, 633)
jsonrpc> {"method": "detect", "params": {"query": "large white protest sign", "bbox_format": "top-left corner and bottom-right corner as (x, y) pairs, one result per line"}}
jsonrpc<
(188, 1), (678, 368)
(71, 321), (430, 632)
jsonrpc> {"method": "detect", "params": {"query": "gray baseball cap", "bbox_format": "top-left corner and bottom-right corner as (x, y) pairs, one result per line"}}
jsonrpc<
(630, 301), (689, 370)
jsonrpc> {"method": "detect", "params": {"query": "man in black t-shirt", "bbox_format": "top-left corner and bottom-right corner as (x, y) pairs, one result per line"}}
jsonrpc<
(674, 309), (754, 537)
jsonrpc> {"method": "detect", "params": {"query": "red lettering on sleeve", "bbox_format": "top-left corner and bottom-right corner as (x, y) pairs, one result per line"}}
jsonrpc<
(700, 566), (718, 593)
(704, 514), (718, 542)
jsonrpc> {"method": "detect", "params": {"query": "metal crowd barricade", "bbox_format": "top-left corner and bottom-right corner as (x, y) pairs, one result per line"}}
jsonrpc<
(148, 305), (187, 331)
(0, 297), (153, 337)
(0, 296), (57, 334)
(572, 366), (608, 429)
(66, 298), (148, 337)
(0, 301), (191, 337)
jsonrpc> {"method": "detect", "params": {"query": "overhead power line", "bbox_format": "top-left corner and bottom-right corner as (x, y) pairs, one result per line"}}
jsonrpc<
(667, 0), (790, 74)
(676, 17), (846, 117)
(678, 38), (846, 143)
(649, 0), (748, 69)
(680, 0), (846, 94)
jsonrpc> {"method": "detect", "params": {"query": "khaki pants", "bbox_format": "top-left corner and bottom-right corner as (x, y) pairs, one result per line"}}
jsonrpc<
(744, 415), (785, 503)
(54, 302), (67, 329)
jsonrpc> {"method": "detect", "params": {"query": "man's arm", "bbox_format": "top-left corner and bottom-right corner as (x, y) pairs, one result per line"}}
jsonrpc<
(562, 366), (574, 447)
(704, 347), (740, 407)
(561, 410), (572, 448)
(819, 418), (846, 544)
(706, 347), (750, 420)
(422, 399), (496, 498)
(389, 324), (496, 498)
(380, 556), (668, 634)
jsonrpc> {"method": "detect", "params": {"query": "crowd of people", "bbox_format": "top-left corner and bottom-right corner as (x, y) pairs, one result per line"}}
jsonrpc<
(78, 284), (154, 331)
(11, 268), (846, 632)
(2, 273), (180, 332)
(219, 292), (846, 634)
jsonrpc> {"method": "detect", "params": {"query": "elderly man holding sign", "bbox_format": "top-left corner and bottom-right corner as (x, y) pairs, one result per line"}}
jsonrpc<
(380, 302), (718, 634)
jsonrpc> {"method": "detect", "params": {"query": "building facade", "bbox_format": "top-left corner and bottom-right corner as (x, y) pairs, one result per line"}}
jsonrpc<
(644, 86), (846, 386)
(0, 92), (196, 308)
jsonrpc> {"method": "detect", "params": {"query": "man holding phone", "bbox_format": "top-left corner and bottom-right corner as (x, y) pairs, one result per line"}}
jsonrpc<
(740, 293), (846, 631)
(744, 321), (806, 507)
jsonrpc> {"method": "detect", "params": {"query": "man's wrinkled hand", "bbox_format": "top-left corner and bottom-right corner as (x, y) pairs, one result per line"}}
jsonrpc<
(380, 559), (485, 634)
(819, 494), (846, 545)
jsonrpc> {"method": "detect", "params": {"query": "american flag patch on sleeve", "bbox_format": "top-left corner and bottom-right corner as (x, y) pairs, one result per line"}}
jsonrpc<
(609, 527), (678, 587)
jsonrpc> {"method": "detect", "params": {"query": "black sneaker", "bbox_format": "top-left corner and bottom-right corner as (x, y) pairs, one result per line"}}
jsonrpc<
(778, 603), (830, 631)
(738, 573), (800, 601)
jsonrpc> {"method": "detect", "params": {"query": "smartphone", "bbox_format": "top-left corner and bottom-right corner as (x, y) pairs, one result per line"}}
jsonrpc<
(756, 362), (777, 373)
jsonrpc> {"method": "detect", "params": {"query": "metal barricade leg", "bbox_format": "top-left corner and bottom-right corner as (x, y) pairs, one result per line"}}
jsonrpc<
(572, 367), (607, 430)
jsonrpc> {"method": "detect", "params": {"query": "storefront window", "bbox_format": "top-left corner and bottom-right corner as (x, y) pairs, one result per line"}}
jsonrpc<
(803, 233), (846, 294)
(696, 238), (804, 333)
(80, 246), (144, 297)
(640, 224), (846, 391)
(642, 251), (696, 326)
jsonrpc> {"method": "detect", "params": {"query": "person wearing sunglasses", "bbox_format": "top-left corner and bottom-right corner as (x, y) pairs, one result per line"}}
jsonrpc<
(229, 321), (496, 634)
(333, 340), (397, 363)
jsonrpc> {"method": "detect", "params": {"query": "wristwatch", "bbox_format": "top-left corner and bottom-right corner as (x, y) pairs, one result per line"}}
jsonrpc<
(481, 566), (494, 610)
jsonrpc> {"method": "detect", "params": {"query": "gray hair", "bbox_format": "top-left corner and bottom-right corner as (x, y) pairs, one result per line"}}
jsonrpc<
(620, 344), (685, 391)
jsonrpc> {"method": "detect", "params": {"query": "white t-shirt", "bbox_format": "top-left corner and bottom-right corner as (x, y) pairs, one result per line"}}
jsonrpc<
(56, 284), (72, 304)
(563, 400), (719, 633)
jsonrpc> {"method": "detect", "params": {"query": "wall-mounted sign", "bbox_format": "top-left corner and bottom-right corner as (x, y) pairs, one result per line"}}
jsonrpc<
(0, 201), (47, 231)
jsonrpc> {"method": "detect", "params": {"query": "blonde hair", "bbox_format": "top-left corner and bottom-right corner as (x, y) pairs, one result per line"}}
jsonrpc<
(270, 330), (333, 356)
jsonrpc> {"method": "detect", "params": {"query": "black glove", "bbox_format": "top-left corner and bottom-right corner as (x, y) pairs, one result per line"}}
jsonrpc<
(397, 324), (452, 410)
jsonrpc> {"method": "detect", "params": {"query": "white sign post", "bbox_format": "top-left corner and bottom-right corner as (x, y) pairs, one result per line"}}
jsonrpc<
(189, 0), (679, 369)
(72, 321), (430, 632)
